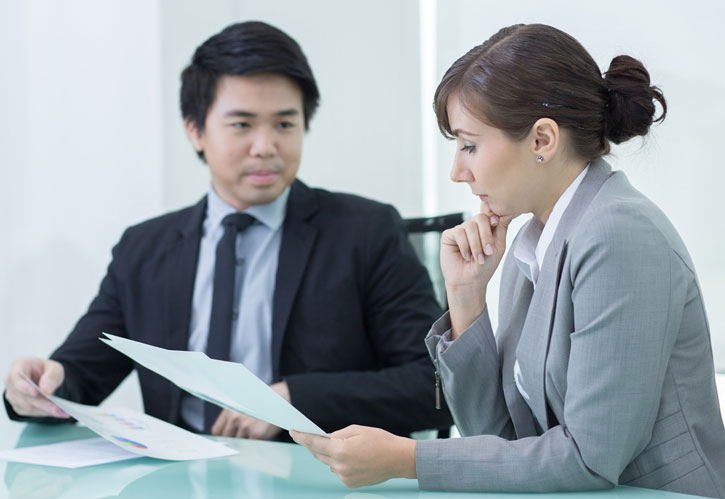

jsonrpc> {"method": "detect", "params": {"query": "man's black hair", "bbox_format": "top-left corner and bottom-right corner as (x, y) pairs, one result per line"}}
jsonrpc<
(180, 21), (320, 137)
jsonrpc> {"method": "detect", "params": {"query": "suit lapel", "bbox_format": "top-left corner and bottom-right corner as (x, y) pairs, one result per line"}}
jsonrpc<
(163, 197), (206, 422)
(515, 159), (613, 431)
(165, 197), (207, 351)
(499, 271), (538, 437)
(271, 180), (318, 381)
(515, 241), (568, 429)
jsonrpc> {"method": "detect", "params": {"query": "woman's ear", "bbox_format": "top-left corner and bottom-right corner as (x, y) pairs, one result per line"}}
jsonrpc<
(530, 118), (559, 163)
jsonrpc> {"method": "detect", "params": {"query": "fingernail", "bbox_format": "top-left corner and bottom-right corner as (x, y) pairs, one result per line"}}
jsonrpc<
(490, 216), (499, 225)
(485, 244), (494, 255)
(477, 253), (484, 264)
(465, 252), (471, 262)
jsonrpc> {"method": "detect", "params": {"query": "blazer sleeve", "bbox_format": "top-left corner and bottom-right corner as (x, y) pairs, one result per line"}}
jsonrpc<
(416, 207), (688, 492)
(49, 232), (136, 405)
(425, 309), (513, 439)
(283, 204), (453, 435)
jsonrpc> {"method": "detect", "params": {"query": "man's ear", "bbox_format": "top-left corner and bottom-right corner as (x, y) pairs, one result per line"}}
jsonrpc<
(184, 118), (204, 154)
(530, 118), (559, 163)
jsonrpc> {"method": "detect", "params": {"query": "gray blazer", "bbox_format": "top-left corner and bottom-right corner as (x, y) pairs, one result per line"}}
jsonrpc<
(416, 159), (725, 497)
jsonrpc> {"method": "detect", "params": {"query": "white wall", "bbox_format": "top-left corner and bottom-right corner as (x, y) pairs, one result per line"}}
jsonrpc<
(0, 0), (164, 420)
(1, 1), (723, 429)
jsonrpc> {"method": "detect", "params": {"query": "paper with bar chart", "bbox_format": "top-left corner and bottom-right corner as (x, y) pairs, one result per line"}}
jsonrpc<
(20, 375), (237, 462)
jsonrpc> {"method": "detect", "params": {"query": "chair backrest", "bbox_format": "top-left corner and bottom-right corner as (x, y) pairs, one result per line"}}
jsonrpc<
(405, 213), (465, 440)
(404, 213), (466, 311)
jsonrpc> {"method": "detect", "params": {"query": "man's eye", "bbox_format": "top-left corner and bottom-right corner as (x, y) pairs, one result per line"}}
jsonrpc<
(230, 122), (250, 128)
(277, 121), (295, 129)
(460, 144), (475, 154)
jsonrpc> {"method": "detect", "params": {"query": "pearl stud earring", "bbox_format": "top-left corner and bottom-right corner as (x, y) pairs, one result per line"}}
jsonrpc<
(536, 155), (544, 163)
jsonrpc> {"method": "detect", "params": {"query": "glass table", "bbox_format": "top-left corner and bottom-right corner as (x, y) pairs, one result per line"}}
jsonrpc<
(0, 418), (707, 499)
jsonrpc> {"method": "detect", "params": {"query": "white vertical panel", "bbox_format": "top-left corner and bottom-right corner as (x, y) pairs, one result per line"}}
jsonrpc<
(420, 0), (438, 216)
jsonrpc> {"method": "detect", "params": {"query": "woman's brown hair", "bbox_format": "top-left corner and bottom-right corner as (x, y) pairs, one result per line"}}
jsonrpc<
(434, 24), (667, 160)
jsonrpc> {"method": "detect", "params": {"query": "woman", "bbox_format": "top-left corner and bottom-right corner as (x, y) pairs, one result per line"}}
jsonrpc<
(292, 24), (725, 497)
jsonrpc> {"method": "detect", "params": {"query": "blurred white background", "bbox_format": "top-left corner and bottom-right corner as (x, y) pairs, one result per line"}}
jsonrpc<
(1, 0), (723, 422)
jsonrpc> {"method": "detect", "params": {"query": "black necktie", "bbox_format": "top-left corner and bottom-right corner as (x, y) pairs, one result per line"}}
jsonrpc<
(204, 212), (255, 432)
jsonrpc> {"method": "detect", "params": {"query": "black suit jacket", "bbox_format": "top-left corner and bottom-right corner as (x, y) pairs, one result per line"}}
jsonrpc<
(7, 180), (451, 435)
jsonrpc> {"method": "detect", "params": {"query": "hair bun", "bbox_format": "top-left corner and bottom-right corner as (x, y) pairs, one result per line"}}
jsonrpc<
(603, 55), (667, 144)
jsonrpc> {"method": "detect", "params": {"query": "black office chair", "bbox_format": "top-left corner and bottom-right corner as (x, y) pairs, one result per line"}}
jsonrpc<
(404, 212), (466, 311)
(405, 212), (465, 440)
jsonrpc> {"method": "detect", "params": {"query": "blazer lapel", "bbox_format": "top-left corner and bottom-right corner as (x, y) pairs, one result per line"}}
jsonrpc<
(515, 242), (568, 429)
(165, 196), (207, 351)
(515, 159), (613, 430)
(163, 197), (206, 422)
(271, 180), (318, 381)
(499, 271), (538, 437)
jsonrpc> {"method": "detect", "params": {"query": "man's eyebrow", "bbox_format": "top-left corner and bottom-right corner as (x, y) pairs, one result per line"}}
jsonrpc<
(223, 109), (300, 118)
(452, 128), (478, 137)
(224, 110), (256, 118)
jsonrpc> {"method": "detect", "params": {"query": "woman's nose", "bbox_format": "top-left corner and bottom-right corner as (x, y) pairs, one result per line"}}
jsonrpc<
(450, 160), (474, 183)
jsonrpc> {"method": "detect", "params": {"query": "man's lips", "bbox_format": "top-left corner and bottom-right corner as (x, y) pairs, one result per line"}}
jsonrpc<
(245, 169), (280, 183)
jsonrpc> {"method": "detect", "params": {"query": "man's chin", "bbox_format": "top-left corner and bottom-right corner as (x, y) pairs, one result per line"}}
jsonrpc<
(237, 187), (286, 208)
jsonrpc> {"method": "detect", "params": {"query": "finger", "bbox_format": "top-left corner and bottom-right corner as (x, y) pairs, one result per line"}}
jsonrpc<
(29, 397), (69, 418)
(235, 418), (250, 439)
(329, 425), (362, 439)
(5, 362), (66, 418)
(310, 450), (333, 466)
(8, 391), (66, 418)
(479, 199), (491, 215)
(249, 421), (279, 440)
(472, 214), (495, 257)
(7, 359), (42, 397)
(450, 227), (472, 261)
(463, 222), (488, 264)
(290, 431), (333, 456)
(480, 200), (500, 227)
(211, 410), (229, 436)
(8, 373), (39, 398)
(38, 362), (64, 395)
(493, 215), (514, 250)
(221, 416), (241, 438)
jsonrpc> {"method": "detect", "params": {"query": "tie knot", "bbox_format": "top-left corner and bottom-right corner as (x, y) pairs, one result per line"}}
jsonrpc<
(222, 213), (256, 233)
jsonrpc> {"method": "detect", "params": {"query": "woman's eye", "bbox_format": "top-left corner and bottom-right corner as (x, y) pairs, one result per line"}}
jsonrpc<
(460, 144), (475, 154)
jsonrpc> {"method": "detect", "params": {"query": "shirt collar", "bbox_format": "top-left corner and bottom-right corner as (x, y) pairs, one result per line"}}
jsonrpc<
(514, 164), (589, 284)
(206, 185), (290, 231)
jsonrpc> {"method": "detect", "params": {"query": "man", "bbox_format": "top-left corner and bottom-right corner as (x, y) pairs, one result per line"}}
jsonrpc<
(3, 21), (451, 439)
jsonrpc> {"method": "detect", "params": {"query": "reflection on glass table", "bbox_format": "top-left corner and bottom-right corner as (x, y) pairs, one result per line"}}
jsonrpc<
(0, 422), (707, 499)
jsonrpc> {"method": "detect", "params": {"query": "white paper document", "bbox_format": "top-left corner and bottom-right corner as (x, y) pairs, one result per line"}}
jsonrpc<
(0, 438), (141, 468)
(18, 375), (237, 462)
(100, 333), (327, 437)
